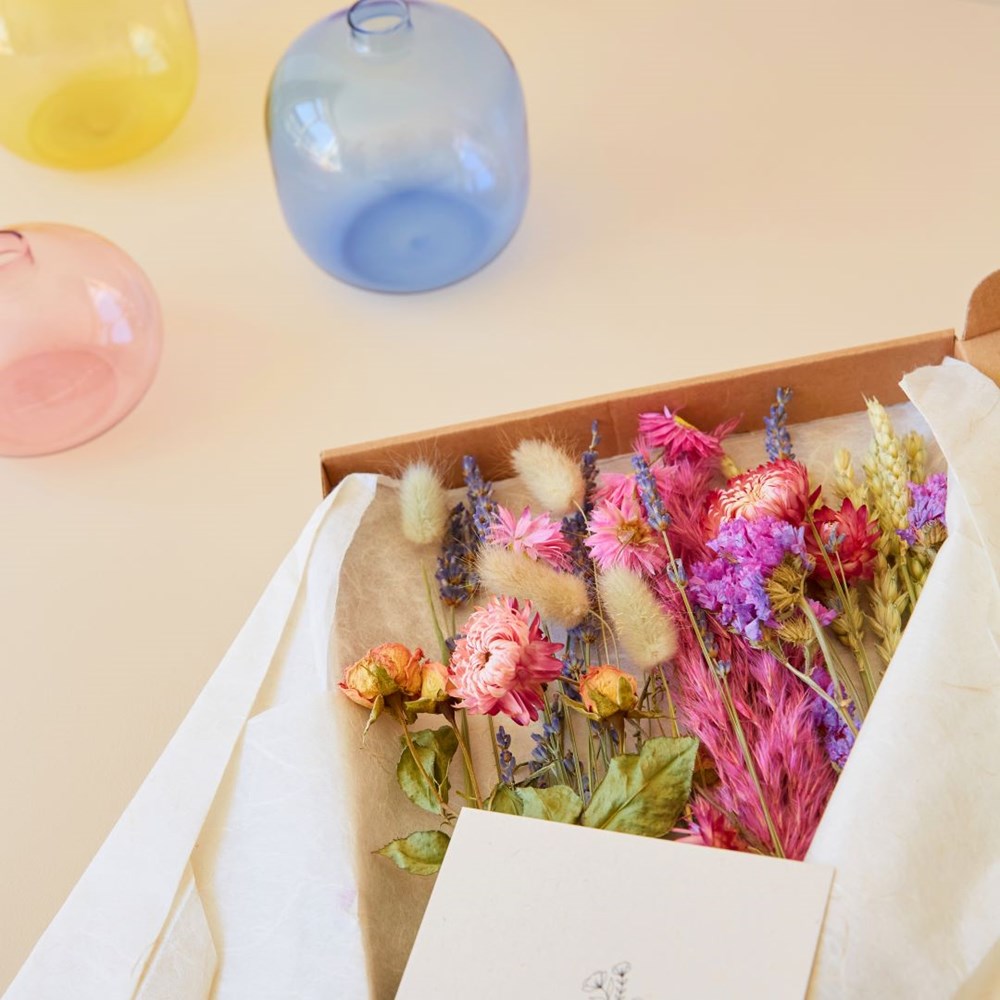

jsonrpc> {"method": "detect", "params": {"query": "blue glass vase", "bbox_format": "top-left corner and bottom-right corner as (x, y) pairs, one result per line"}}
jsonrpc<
(266, 0), (529, 293)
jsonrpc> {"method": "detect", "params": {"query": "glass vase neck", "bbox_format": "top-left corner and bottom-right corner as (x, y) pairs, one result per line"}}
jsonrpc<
(348, 0), (412, 55)
(0, 230), (34, 278)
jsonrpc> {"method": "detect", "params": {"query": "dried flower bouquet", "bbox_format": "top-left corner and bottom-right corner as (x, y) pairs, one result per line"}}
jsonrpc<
(338, 392), (947, 872)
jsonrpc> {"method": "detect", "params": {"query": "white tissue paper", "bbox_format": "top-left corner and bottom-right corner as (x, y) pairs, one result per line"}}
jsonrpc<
(5, 360), (999, 1000)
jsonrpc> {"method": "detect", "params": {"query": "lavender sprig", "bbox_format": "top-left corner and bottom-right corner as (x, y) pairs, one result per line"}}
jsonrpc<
(495, 725), (516, 785)
(631, 454), (670, 531)
(463, 455), (496, 543)
(435, 502), (478, 607)
(764, 387), (795, 461)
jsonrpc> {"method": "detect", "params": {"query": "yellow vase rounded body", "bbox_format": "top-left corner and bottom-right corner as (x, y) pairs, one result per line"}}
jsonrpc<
(0, 0), (197, 169)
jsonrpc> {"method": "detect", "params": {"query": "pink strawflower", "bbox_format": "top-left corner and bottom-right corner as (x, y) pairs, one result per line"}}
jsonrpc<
(637, 407), (739, 462)
(703, 459), (816, 536)
(584, 494), (667, 577)
(449, 597), (563, 725)
(808, 499), (880, 581)
(488, 505), (573, 570)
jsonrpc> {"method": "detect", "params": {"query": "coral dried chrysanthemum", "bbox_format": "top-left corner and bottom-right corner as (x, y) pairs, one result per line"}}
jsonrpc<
(585, 495), (667, 577)
(808, 498), (880, 580)
(636, 407), (738, 462)
(703, 459), (816, 536)
(449, 597), (563, 725)
(488, 505), (573, 570)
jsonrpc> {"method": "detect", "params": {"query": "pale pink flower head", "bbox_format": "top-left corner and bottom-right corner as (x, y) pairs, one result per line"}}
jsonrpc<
(703, 459), (816, 536)
(449, 597), (563, 725)
(637, 407), (739, 462)
(585, 494), (667, 577)
(488, 505), (572, 570)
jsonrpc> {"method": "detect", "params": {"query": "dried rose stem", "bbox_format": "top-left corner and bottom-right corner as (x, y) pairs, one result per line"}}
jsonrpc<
(659, 530), (786, 859)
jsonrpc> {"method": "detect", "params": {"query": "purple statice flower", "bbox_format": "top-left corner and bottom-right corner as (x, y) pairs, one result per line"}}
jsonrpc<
(898, 473), (947, 545)
(631, 453), (671, 531)
(811, 668), (860, 769)
(495, 725), (516, 785)
(436, 501), (478, 607)
(463, 455), (496, 543)
(689, 516), (810, 643)
(764, 387), (795, 461)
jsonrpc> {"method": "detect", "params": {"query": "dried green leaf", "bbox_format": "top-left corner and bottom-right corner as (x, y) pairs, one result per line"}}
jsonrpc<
(582, 736), (697, 837)
(515, 785), (584, 824)
(376, 830), (450, 876)
(486, 783), (521, 815)
(396, 726), (458, 815)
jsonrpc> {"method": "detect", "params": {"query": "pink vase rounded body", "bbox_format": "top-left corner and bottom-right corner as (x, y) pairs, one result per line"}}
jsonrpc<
(0, 224), (162, 457)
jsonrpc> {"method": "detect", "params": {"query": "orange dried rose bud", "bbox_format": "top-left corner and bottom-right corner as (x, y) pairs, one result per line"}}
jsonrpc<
(579, 665), (638, 719)
(419, 660), (451, 703)
(339, 642), (424, 707)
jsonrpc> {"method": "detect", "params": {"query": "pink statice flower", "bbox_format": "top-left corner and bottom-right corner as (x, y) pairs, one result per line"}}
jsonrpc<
(637, 407), (739, 462)
(898, 473), (947, 546)
(703, 459), (817, 536)
(449, 597), (563, 725)
(488, 505), (573, 570)
(584, 494), (667, 576)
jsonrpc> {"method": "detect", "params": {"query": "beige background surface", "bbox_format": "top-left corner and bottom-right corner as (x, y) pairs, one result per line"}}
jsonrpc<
(1, 0), (999, 991)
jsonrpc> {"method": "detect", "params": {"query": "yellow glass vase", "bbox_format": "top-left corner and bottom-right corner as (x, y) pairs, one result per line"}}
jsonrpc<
(0, 0), (197, 169)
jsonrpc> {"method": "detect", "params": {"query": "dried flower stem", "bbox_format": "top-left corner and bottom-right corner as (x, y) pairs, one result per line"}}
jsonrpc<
(445, 708), (483, 809)
(800, 597), (863, 712)
(775, 653), (858, 738)
(421, 564), (451, 665)
(658, 665), (681, 738)
(487, 715), (504, 786)
(563, 704), (587, 799)
(803, 513), (876, 708)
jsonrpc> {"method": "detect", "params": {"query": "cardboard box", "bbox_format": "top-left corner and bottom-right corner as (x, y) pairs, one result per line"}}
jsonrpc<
(320, 268), (1000, 493)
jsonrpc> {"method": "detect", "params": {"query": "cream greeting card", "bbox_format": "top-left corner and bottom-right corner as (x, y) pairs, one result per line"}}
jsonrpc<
(398, 809), (833, 1000)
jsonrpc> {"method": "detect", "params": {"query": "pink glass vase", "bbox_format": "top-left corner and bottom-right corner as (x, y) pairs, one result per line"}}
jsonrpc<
(0, 224), (162, 457)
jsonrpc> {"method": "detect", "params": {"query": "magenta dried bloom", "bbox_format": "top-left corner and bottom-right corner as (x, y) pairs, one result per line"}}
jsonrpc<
(636, 406), (738, 462)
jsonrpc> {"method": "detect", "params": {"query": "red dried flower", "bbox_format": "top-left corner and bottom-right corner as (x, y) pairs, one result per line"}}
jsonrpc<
(808, 498), (880, 581)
